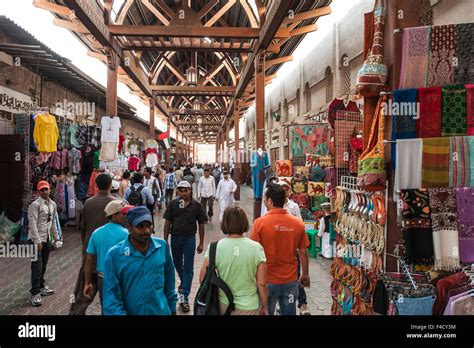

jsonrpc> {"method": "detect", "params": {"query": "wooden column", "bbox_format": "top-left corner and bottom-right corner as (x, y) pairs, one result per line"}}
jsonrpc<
(149, 97), (155, 139)
(234, 99), (241, 200)
(254, 50), (265, 219)
(215, 136), (219, 165)
(225, 119), (230, 168)
(105, 47), (117, 116)
(166, 118), (170, 165)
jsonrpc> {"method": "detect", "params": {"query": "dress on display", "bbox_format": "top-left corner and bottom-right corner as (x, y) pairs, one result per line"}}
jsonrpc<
(251, 151), (269, 199)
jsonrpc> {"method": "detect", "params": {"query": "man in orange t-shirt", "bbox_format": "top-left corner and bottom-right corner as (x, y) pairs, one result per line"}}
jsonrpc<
(250, 183), (310, 315)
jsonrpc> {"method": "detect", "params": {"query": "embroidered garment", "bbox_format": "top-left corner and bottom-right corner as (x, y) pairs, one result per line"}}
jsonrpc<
(275, 160), (292, 177)
(324, 167), (337, 198)
(399, 26), (430, 88)
(291, 178), (307, 194)
(327, 98), (360, 130)
(251, 151), (269, 199)
(454, 23), (474, 84)
(68, 148), (82, 174)
(428, 24), (456, 87)
(400, 189), (434, 265)
(417, 87), (442, 138)
(308, 165), (326, 182)
(307, 182), (325, 197)
(449, 136), (471, 188)
(442, 85), (467, 136)
(349, 136), (362, 175)
(422, 137), (450, 187)
(466, 85), (474, 136)
(428, 188), (460, 271)
(456, 187), (474, 263)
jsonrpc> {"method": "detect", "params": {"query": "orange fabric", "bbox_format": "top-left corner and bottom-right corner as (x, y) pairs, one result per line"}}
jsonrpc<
(250, 209), (309, 284)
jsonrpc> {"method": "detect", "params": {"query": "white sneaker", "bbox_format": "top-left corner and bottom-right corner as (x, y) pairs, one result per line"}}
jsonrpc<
(31, 294), (42, 306)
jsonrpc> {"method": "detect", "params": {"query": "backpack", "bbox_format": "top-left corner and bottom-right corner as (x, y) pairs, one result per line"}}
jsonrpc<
(194, 241), (235, 315)
(128, 185), (145, 206)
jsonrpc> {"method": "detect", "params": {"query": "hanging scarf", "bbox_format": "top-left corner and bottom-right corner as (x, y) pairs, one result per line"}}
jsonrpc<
(400, 189), (434, 265)
(428, 188), (460, 271)
(399, 26), (430, 88)
(324, 167), (337, 198)
(456, 187), (474, 263)
(417, 87), (442, 138)
(449, 136), (471, 187)
(466, 84), (474, 135)
(441, 85), (467, 136)
(428, 24), (456, 87)
(391, 89), (418, 168)
(454, 23), (474, 84)
(394, 139), (422, 202)
(422, 137), (450, 187)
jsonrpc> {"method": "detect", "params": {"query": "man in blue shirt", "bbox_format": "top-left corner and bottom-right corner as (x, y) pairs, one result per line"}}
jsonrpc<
(103, 206), (177, 315)
(83, 200), (132, 310)
(124, 172), (154, 207)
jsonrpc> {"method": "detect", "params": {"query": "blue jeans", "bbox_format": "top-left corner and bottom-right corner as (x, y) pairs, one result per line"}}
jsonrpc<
(170, 235), (196, 300)
(268, 281), (299, 315)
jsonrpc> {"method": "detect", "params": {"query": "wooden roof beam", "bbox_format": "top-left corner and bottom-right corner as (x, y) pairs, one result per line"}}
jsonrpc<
(281, 6), (332, 25)
(265, 55), (293, 68)
(290, 24), (318, 38)
(141, 0), (170, 26)
(155, 0), (176, 19)
(33, 0), (74, 17)
(204, 0), (237, 27)
(53, 18), (88, 34)
(108, 25), (260, 38)
(197, 0), (219, 19)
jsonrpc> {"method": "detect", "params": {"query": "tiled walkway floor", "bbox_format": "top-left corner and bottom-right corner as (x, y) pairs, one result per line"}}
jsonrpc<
(0, 185), (332, 315)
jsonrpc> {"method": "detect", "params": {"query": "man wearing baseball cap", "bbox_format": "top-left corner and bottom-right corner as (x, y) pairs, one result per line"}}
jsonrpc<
(103, 206), (177, 315)
(163, 180), (207, 313)
(83, 200), (132, 312)
(28, 180), (61, 307)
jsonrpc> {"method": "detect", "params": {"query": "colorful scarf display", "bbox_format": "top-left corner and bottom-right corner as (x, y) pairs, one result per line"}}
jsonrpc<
(466, 84), (474, 135)
(399, 26), (430, 88)
(442, 85), (467, 136)
(394, 139), (422, 202)
(455, 187), (474, 263)
(428, 188), (460, 271)
(417, 87), (442, 138)
(400, 189), (434, 265)
(454, 23), (474, 85)
(428, 25), (456, 87)
(422, 137), (450, 187)
(449, 136), (471, 187)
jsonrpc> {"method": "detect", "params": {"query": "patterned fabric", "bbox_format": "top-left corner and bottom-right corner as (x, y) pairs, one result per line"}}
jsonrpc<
(428, 24), (456, 87)
(311, 196), (329, 212)
(308, 165), (326, 182)
(92, 127), (101, 148)
(53, 179), (67, 220)
(422, 137), (450, 187)
(69, 124), (80, 148)
(275, 160), (292, 177)
(417, 87), (442, 138)
(466, 85), (474, 136)
(335, 117), (361, 168)
(400, 189), (434, 265)
(290, 125), (332, 157)
(307, 182), (325, 197)
(441, 85), (467, 136)
(289, 193), (310, 209)
(454, 23), (474, 84)
(391, 89), (418, 169)
(291, 178), (307, 194)
(50, 148), (69, 170)
(456, 187), (474, 263)
(277, 177), (292, 187)
(357, 97), (386, 191)
(86, 126), (95, 145)
(428, 187), (460, 270)
(77, 126), (88, 146)
(165, 172), (177, 189)
(300, 208), (313, 221)
(399, 26), (431, 88)
(327, 98), (360, 130)
(58, 123), (71, 149)
(449, 136), (471, 187)
(355, 0), (388, 96)
(349, 137), (362, 175)
(293, 166), (309, 179)
(68, 148), (82, 174)
(324, 167), (337, 198)
(87, 170), (99, 197)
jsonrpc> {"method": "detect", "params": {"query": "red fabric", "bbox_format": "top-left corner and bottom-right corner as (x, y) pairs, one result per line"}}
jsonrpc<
(118, 134), (125, 153)
(157, 131), (169, 141)
(417, 87), (442, 138)
(145, 148), (158, 156)
(327, 98), (360, 130)
(466, 84), (474, 135)
(128, 156), (140, 171)
(87, 170), (99, 197)
(433, 272), (469, 315)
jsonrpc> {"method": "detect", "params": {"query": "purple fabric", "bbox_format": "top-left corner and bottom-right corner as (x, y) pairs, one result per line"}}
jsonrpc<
(456, 187), (474, 263)
(443, 289), (474, 315)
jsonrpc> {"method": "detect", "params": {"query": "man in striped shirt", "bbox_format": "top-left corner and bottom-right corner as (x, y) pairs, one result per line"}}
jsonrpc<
(165, 167), (178, 208)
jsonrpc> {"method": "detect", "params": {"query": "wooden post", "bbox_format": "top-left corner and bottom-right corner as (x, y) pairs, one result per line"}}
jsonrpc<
(225, 118), (230, 168)
(105, 47), (117, 116)
(149, 97), (155, 139)
(166, 117), (170, 165)
(254, 50), (265, 220)
(234, 99), (241, 200)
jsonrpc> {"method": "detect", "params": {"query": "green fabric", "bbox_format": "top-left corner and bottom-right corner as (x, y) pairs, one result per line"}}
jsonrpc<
(311, 196), (329, 212)
(205, 237), (266, 311)
(442, 85), (467, 136)
(93, 151), (100, 169)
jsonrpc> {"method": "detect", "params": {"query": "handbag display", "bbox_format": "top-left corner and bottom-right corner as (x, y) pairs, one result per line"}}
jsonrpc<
(357, 96), (386, 191)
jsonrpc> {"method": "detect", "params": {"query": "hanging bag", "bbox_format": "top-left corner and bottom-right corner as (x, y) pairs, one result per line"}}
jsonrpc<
(194, 241), (235, 315)
(357, 96), (386, 191)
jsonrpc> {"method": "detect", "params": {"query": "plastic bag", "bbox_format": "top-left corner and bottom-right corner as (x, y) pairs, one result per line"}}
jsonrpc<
(0, 212), (21, 243)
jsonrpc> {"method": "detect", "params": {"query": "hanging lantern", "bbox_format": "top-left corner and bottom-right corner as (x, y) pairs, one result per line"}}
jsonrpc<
(196, 115), (203, 124)
(193, 99), (201, 112)
(187, 65), (197, 86)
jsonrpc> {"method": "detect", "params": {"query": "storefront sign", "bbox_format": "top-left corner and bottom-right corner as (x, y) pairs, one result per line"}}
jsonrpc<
(0, 86), (36, 114)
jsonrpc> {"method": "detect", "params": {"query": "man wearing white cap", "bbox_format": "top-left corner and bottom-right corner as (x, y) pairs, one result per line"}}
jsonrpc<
(215, 170), (237, 222)
(83, 200), (133, 312)
(318, 202), (333, 259)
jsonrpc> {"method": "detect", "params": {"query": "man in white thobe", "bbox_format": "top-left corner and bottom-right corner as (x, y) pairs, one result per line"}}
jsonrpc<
(318, 202), (333, 259)
(215, 171), (237, 222)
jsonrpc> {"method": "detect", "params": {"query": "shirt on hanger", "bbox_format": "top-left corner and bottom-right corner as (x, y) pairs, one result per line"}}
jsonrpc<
(101, 116), (121, 143)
